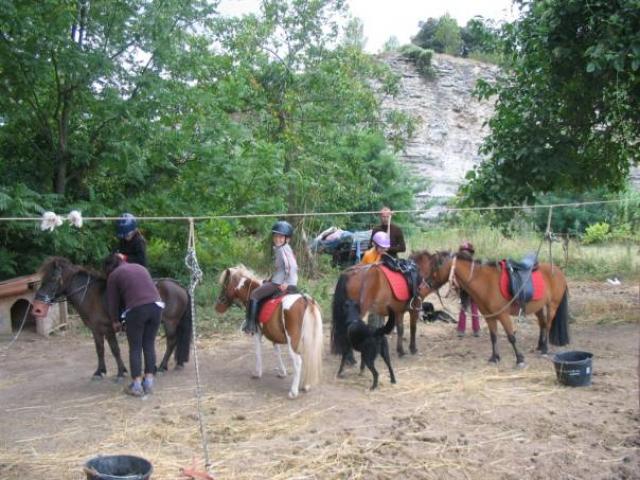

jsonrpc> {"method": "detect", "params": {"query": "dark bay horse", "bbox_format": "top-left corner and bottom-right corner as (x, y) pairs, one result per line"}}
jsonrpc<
(31, 257), (192, 379)
(215, 265), (323, 399)
(331, 263), (427, 357)
(413, 250), (570, 367)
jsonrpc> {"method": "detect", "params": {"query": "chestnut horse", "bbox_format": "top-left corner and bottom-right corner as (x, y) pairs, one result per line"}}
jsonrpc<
(331, 263), (426, 357)
(32, 257), (192, 379)
(413, 250), (570, 367)
(214, 265), (323, 399)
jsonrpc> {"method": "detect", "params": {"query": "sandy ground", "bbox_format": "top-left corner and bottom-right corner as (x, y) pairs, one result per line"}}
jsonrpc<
(0, 281), (638, 480)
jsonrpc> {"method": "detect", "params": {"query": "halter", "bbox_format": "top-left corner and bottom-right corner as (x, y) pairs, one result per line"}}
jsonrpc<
(35, 268), (93, 307)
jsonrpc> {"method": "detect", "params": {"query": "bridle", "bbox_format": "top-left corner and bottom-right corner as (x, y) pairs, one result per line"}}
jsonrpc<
(215, 270), (255, 309)
(35, 266), (93, 307)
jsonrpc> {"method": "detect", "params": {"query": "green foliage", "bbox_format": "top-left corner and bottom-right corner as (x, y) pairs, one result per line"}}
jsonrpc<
(463, 0), (640, 207)
(399, 44), (434, 76)
(434, 14), (463, 56)
(583, 222), (610, 244)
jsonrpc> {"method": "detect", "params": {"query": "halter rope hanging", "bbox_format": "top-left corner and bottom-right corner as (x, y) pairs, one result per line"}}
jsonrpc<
(184, 218), (212, 473)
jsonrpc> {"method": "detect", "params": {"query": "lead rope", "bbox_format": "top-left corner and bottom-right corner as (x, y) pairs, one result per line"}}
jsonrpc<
(184, 218), (212, 474)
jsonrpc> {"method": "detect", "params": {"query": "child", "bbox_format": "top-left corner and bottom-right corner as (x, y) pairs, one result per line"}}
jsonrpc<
(243, 220), (298, 334)
(115, 213), (147, 267)
(361, 231), (391, 265)
(457, 241), (481, 337)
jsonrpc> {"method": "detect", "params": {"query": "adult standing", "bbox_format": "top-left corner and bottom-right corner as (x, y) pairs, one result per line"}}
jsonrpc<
(105, 253), (163, 396)
(370, 207), (406, 259)
(115, 213), (147, 267)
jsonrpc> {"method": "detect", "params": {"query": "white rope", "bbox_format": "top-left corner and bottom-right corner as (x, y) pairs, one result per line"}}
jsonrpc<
(183, 218), (212, 472)
(0, 198), (630, 222)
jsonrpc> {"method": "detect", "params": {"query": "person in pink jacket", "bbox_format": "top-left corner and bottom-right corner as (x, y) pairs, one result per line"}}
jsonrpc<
(457, 241), (481, 337)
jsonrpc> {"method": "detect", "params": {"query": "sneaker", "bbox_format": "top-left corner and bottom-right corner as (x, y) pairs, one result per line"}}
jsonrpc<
(457, 331), (465, 338)
(142, 377), (154, 395)
(473, 331), (480, 337)
(124, 382), (144, 397)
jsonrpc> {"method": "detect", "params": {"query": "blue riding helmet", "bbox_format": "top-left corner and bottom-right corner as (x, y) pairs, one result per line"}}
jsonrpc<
(116, 213), (137, 239)
(271, 220), (294, 237)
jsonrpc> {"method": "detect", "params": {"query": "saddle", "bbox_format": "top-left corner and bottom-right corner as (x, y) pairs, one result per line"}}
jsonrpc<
(257, 287), (299, 324)
(380, 256), (421, 306)
(499, 254), (545, 305)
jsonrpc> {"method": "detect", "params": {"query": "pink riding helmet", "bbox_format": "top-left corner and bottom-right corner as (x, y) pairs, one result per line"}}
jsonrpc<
(372, 231), (391, 249)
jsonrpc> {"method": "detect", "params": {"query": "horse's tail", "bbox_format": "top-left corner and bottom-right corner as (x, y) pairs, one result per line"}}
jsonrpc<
(300, 299), (323, 389)
(374, 309), (396, 337)
(549, 288), (570, 346)
(331, 272), (350, 355)
(175, 292), (193, 365)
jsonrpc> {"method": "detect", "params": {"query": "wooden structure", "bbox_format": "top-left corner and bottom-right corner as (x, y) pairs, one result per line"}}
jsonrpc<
(0, 273), (67, 336)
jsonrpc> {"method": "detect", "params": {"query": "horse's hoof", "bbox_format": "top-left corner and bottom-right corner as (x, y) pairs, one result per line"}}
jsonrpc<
(301, 384), (310, 392)
(91, 374), (104, 381)
(114, 376), (126, 384)
(251, 372), (262, 379)
(516, 362), (526, 369)
(410, 348), (418, 355)
(488, 357), (500, 364)
(276, 372), (287, 379)
(397, 351), (406, 358)
(288, 390), (299, 399)
(175, 364), (184, 371)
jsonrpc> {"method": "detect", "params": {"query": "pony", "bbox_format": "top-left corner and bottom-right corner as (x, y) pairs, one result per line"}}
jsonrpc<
(31, 257), (192, 379)
(331, 263), (427, 357)
(334, 300), (396, 389)
(214, 265), (323, 399)
(412, 250), (570, 367)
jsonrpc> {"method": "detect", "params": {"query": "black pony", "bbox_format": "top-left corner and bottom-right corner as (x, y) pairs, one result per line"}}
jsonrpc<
(32, 257), (192, 379)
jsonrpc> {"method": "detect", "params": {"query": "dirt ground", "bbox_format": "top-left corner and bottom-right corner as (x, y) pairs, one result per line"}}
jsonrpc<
(0, 281), (638, 480)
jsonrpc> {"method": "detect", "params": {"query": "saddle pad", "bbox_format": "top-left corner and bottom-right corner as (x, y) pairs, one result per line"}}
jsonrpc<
(380, 265), (410, 301)
(499, 261), (546, 302)
(258, 294), (302, 324)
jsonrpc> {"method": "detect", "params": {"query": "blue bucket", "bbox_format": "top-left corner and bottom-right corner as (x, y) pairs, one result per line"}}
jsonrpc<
(553, 351), (593, 387)
(84, 455), (153, 480)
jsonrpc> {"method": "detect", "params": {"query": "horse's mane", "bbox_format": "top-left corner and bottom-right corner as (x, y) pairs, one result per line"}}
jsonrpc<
(39, 256), (105, 280)
(454, 251), (499, 268)
(220, 264), (262, 285)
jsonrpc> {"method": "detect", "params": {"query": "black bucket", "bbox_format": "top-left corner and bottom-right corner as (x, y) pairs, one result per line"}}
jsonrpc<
(553, 351), (593, 387)
(84, 455), (153, 480)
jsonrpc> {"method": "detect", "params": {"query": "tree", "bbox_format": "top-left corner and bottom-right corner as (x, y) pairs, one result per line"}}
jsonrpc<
(434, 14), (462, 56)
(462, 0), (640, 208)
(412, 18), (443, 52)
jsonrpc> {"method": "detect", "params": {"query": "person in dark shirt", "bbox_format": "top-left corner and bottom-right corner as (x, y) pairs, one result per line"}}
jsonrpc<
(370, 207), (406, 259)
(115, 213), (147, 267)
(104, 253), (162, 397)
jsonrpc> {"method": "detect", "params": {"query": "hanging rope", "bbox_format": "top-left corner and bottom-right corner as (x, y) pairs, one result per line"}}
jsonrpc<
(183, 218), (212, 473)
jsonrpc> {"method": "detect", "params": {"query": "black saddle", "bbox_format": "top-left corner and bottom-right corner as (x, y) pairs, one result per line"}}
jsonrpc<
(505, 253), (538, 306)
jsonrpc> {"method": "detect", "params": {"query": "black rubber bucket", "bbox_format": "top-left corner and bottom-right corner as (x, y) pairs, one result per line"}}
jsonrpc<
(553, 351), (593, 387)
(84, 455), (153, 480)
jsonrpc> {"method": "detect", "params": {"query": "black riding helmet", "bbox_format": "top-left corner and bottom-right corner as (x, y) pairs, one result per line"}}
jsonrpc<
(272, 220), (294, 237)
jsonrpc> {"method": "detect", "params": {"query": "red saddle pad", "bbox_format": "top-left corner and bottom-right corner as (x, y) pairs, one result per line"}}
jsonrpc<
(379, 265), (410, 301)
(258, 296), (285, 324)
(499, 260), (546, 302)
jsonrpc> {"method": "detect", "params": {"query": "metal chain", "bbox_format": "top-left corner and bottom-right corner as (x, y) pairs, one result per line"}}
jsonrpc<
(0, 305), (31, 356)
(184, 218), (211, 471)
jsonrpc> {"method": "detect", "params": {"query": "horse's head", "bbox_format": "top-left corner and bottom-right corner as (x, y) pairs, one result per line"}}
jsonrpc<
(411, 250), (453, 292)
(214, 265), (261, 313)
(32, 257), (75, 317)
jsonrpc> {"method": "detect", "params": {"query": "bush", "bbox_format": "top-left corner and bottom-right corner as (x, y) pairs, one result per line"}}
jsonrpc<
(399, 44), (434, 76)
(582, 222), (610, 244)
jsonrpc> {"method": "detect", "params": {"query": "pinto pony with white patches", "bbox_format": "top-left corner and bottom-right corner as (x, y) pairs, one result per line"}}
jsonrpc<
(214, 265), (323, 399)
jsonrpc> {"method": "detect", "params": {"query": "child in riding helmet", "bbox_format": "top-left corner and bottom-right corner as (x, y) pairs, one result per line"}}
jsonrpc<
(361, 231), (391, 265)
(457, 241), (481, 337)
(114, 213), (147, 267)
(242, 220), (298, 334)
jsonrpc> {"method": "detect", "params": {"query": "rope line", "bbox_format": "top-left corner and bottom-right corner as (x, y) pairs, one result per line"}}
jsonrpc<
(0, 198), (629, 222)
(184, 218), (211, 472)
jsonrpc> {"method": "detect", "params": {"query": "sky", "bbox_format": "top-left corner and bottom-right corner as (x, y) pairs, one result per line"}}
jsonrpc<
(218, 0), (520, 53)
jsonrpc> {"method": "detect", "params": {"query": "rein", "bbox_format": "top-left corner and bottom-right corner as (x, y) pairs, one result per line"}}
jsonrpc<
(38, 270), (93, 306)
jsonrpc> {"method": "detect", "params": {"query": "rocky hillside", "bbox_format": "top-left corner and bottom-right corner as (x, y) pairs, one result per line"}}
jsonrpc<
(381, 52), (639, 213)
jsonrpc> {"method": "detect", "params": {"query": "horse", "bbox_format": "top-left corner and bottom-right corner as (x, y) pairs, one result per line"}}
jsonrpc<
(31, 257), (192, 379)
(214, 265), (323, 399)
(412, 250), (570, 367)
(331, 263), (427, 357)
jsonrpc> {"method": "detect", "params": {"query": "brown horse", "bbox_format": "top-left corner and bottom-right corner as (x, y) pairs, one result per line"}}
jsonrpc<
(331, 263), (427, 357)
(412, 250), (570, 367)
(214, 265), (323, 399)
(31, 257), (192, 379)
